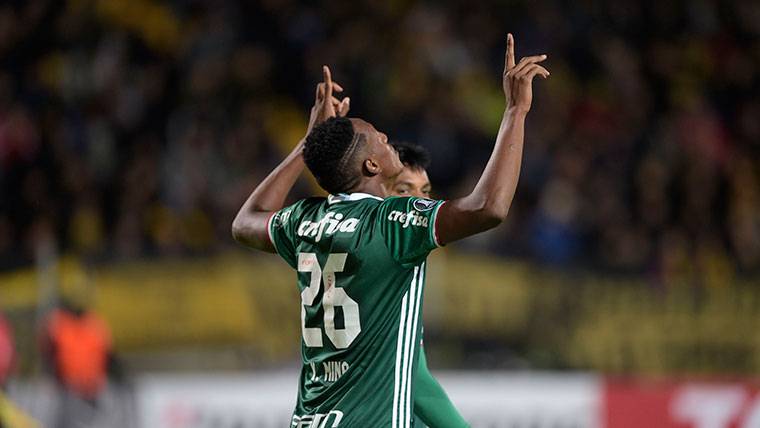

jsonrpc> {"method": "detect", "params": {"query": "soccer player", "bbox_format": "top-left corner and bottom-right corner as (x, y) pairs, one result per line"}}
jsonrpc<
(390, 141), (468, 428)
(389, 142), (432, 200)
(232, 34), (548, 427)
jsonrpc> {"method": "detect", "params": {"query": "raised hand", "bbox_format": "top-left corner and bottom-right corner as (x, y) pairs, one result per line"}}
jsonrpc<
(503, 33), (549, 113)
(308, 66), (350, 132)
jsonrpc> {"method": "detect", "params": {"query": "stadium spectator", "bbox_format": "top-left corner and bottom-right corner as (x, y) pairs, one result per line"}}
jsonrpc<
(42, 298), (114, 428)
(0, 313), (12, 388)
(0, 312), (40, 428)
(0, 0), (757, 280)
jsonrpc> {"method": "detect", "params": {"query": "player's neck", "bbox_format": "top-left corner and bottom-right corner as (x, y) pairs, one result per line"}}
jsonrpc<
(348, 177), (392, 199)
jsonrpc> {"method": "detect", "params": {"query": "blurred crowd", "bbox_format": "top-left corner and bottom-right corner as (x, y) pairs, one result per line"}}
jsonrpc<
(1, 0), (759, 279)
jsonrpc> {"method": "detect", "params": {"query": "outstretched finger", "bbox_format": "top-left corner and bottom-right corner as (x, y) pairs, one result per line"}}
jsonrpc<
(332, 81), (344, 93)
(508, 55), (548, 76)
(323, 65), (333, 100)
(505, 33), (516, 71)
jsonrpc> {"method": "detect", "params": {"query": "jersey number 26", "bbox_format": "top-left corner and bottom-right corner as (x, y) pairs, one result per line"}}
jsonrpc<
(298, 252), (361, 349)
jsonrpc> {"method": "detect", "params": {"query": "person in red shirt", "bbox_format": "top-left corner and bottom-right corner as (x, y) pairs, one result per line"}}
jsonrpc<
(42, 298), (115, 428)
(44, 304), (111, 400)
(0, 313), (13, 388)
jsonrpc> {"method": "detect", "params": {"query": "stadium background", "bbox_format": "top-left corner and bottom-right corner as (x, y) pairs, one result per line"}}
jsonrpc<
(0, 0), (759, 426)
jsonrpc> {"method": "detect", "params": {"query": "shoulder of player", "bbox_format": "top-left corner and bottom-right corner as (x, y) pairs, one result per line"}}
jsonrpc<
(380, 196), (439, 212)
(377, 196), (442, 230)
(272, 197), (325, 227)
(378, 196), (411, 209)
(284, 196), (328, 214)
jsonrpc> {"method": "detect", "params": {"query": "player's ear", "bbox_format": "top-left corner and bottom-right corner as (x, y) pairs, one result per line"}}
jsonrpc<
(363, 158), (380, 177)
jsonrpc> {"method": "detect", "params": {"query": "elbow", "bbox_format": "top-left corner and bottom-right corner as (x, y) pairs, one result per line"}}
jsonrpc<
(230, 216), (246, 243)
(458, 194), (510, 230)
(230, 210), (273, 251)
(480, 202), (509, 228)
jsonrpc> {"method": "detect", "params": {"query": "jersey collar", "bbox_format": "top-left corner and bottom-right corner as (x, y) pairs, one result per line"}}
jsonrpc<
(327, 193), (384, 204)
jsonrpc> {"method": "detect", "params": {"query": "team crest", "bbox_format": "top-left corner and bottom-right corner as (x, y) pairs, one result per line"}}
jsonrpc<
(413, 198), (437, 212)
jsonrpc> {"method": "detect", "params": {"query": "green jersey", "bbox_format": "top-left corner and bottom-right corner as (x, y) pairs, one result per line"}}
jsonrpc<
(268, 192), (445, 428)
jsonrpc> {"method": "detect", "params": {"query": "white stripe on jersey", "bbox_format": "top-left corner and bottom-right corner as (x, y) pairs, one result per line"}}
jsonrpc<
(391, 287), (409, 428)
(405, 263), (425, 426)
(399, 268), (418, 427)
(393, 265), (423, 428)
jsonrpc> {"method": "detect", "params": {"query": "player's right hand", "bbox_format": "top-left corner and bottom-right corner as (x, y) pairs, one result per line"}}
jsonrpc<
(503, 33), (549, 113)
(308, 66), (350, 132)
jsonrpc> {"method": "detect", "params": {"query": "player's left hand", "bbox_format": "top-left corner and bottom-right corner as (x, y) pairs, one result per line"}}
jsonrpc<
(503, 33), (549, 114)
(308, 66), (350, 132)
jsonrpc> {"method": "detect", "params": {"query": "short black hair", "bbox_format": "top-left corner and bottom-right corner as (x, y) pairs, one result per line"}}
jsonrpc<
(304, 117), (363, 194)
(390, 141), (430, 171)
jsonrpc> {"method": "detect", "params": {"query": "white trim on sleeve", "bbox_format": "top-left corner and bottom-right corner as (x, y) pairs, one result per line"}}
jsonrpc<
(430, 200), (446, 247)
(266, 211), (280, 254)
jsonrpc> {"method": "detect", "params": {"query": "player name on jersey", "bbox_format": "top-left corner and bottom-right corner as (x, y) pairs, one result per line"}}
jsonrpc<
(322, 360), (350, 382)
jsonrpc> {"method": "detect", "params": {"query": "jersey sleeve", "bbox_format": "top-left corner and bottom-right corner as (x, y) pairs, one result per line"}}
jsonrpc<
(377, 196), (446, 266)
(267, 200), (304, 268)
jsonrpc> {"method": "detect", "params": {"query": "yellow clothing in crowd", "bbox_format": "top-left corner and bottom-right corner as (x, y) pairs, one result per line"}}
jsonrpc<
(0, 393), (39, 428)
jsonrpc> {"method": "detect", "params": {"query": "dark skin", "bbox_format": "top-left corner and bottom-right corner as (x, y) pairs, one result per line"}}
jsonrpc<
(435, 33), (549, 243)
(231, 66), (350, 251)
(232, 34), (549, 249)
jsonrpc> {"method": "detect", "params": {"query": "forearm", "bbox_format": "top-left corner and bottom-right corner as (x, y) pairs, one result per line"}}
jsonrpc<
(434, 34), (547, 245)
(244, 141), (305, 211)
(231, 141), (305, 250)
(467, 107), (526, 218)
(437, 109), (526, 243)
(232, 65), (349, 251)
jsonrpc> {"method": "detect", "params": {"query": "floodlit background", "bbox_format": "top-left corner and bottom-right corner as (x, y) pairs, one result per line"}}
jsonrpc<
(0, 0), (759, 427)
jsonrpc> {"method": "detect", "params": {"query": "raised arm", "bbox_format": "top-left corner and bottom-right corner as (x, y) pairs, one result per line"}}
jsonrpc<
(435, 33), (549, 244)
(231, 66), (350, 251)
